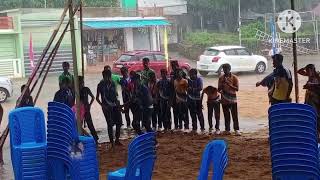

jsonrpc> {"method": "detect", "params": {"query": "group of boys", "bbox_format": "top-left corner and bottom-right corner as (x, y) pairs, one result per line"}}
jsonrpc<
(114, 58), (241, 138)
(54, 57), (242, 147)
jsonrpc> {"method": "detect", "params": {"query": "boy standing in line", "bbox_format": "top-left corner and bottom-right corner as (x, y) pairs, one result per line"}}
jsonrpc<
(157, 69), (172, 131)
(141, 58), (155, 86)
(130, 74), (153, 135)
(148, 72), (160, 130)
(218, 64), (241, 136)
(174, 70), (189, 131)
(79, 76), (99, 143)
(96, 69), (122, 147)
(187, 69), (205, 133)
(201, 86), (220, 134)
(120, 67), (132, 129)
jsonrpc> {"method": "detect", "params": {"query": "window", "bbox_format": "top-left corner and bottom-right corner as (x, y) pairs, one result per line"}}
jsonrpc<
(155, 54), (165, 61)
(236, 49), (250, 55)
(140, 55), (155, 61)
(117, 55), (133, 62)
(224, 50), (237, 56)
(203, 49), (220, 56)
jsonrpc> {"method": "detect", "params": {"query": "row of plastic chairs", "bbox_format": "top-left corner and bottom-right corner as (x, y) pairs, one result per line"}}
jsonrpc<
(9, 102), (99, 180)
(268, 103), (320, 180)
(108, 132), (157, 180)
(9, 107), (48, 180)
(198, 140), (228, 180)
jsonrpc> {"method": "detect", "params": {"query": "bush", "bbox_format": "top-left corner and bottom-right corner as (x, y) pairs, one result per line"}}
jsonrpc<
(184, 32), (238, 47)
(241, 21), (264, 38)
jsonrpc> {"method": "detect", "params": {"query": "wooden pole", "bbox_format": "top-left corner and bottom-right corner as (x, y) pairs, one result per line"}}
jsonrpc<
(0, 1), (71, 153)
(80, 1), (85, 77)
(291, 0), (299, 103)
(69, 0), (82, 134)
(34, 21), (71, 103)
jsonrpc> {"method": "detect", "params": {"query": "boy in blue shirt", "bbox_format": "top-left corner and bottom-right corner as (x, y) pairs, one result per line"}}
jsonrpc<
(188, 68), (205, 132)
(157, 69), (172, 131)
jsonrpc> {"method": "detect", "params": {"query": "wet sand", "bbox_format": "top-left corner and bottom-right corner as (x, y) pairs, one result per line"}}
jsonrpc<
(99, 130), (271, 180)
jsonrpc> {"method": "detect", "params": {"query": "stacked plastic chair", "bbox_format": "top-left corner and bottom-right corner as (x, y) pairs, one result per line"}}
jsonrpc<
(47, 101), (98, 180)
(107, 132), (157, 180)
(74, 136), (99, 180)
(198, 140), (228, 180)
(268, 103), (320, 180)
(9, 107), (47, 180)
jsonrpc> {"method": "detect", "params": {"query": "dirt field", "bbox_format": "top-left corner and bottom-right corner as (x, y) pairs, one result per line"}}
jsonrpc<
(99, 130), (271, 180)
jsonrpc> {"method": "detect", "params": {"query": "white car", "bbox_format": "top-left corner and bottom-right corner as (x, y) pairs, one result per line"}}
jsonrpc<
(197, 46), (268, 76)
(0, 77), (13, 103)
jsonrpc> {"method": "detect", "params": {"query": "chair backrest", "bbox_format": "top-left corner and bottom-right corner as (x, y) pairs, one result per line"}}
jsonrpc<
(125, 151), (156, 180)
(268, 103), (316, 115)
(9, 107), (46, 146)
(198, 140), (228, 180)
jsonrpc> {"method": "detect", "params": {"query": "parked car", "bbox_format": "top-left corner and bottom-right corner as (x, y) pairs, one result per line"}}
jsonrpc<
(197, 46), (268, 76)
(0, 77), (13, 103)
(112, 50), (191, 77)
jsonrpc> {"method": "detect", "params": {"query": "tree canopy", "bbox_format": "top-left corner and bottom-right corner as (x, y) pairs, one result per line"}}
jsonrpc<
(187, 0), (319, 32)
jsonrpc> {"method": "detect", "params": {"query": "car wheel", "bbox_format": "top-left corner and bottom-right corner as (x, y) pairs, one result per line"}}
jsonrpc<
(0, 88), (8, 103)
(255, 62), (266, 74)
(199, 71), (209, 77)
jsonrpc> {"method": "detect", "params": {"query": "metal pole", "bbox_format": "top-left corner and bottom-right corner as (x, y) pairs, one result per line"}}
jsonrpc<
(68, 0), (82, 134)
(238, 0), (241, 46)
(80, 1), (85, 76)
(291, 0), (299, 103)
(313, 12), (319, 53)
(44, 0), (47, 8)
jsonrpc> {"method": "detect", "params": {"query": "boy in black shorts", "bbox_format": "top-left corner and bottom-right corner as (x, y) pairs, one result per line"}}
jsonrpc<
(96, 69), (122, 147)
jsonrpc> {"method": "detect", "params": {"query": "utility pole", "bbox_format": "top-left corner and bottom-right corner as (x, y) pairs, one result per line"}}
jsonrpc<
(68, 0), (82, 133)
(291, 0), (299, 103)
(238, 0), (241, 46)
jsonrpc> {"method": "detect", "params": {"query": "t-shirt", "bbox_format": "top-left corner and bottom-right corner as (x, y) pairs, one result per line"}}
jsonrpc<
(133, 84), (153, 109)
(59, 72), (74, 87)
(141, 68), (155, 85)
(157, 78), (172, 100)
(174, 79), (188, 103)
(54, 88), (74, 107)
(271, 66), (292, 101)
(120, 77), (131, 102)
(305, 72), (320, 103)
(218, 73), (239, 104)
(188, 77), (203, 100)
(112, 74), (121, 87)
(203, 86), (220, 102)
(97, 80), (118, 106)
(80, 87), (92, 105)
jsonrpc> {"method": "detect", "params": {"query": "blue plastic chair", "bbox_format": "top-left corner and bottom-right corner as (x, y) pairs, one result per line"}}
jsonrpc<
(9, 107), (47, 180)
(268, 103), (320, 179)
(108, 132), (156, 180)
(268, 103), (316, 115)
(198, 140), (228, 180)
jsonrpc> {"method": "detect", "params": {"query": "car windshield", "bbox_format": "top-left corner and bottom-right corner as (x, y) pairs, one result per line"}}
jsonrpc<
(117, 55), (133, 62)
(203, 49), (219, 56)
